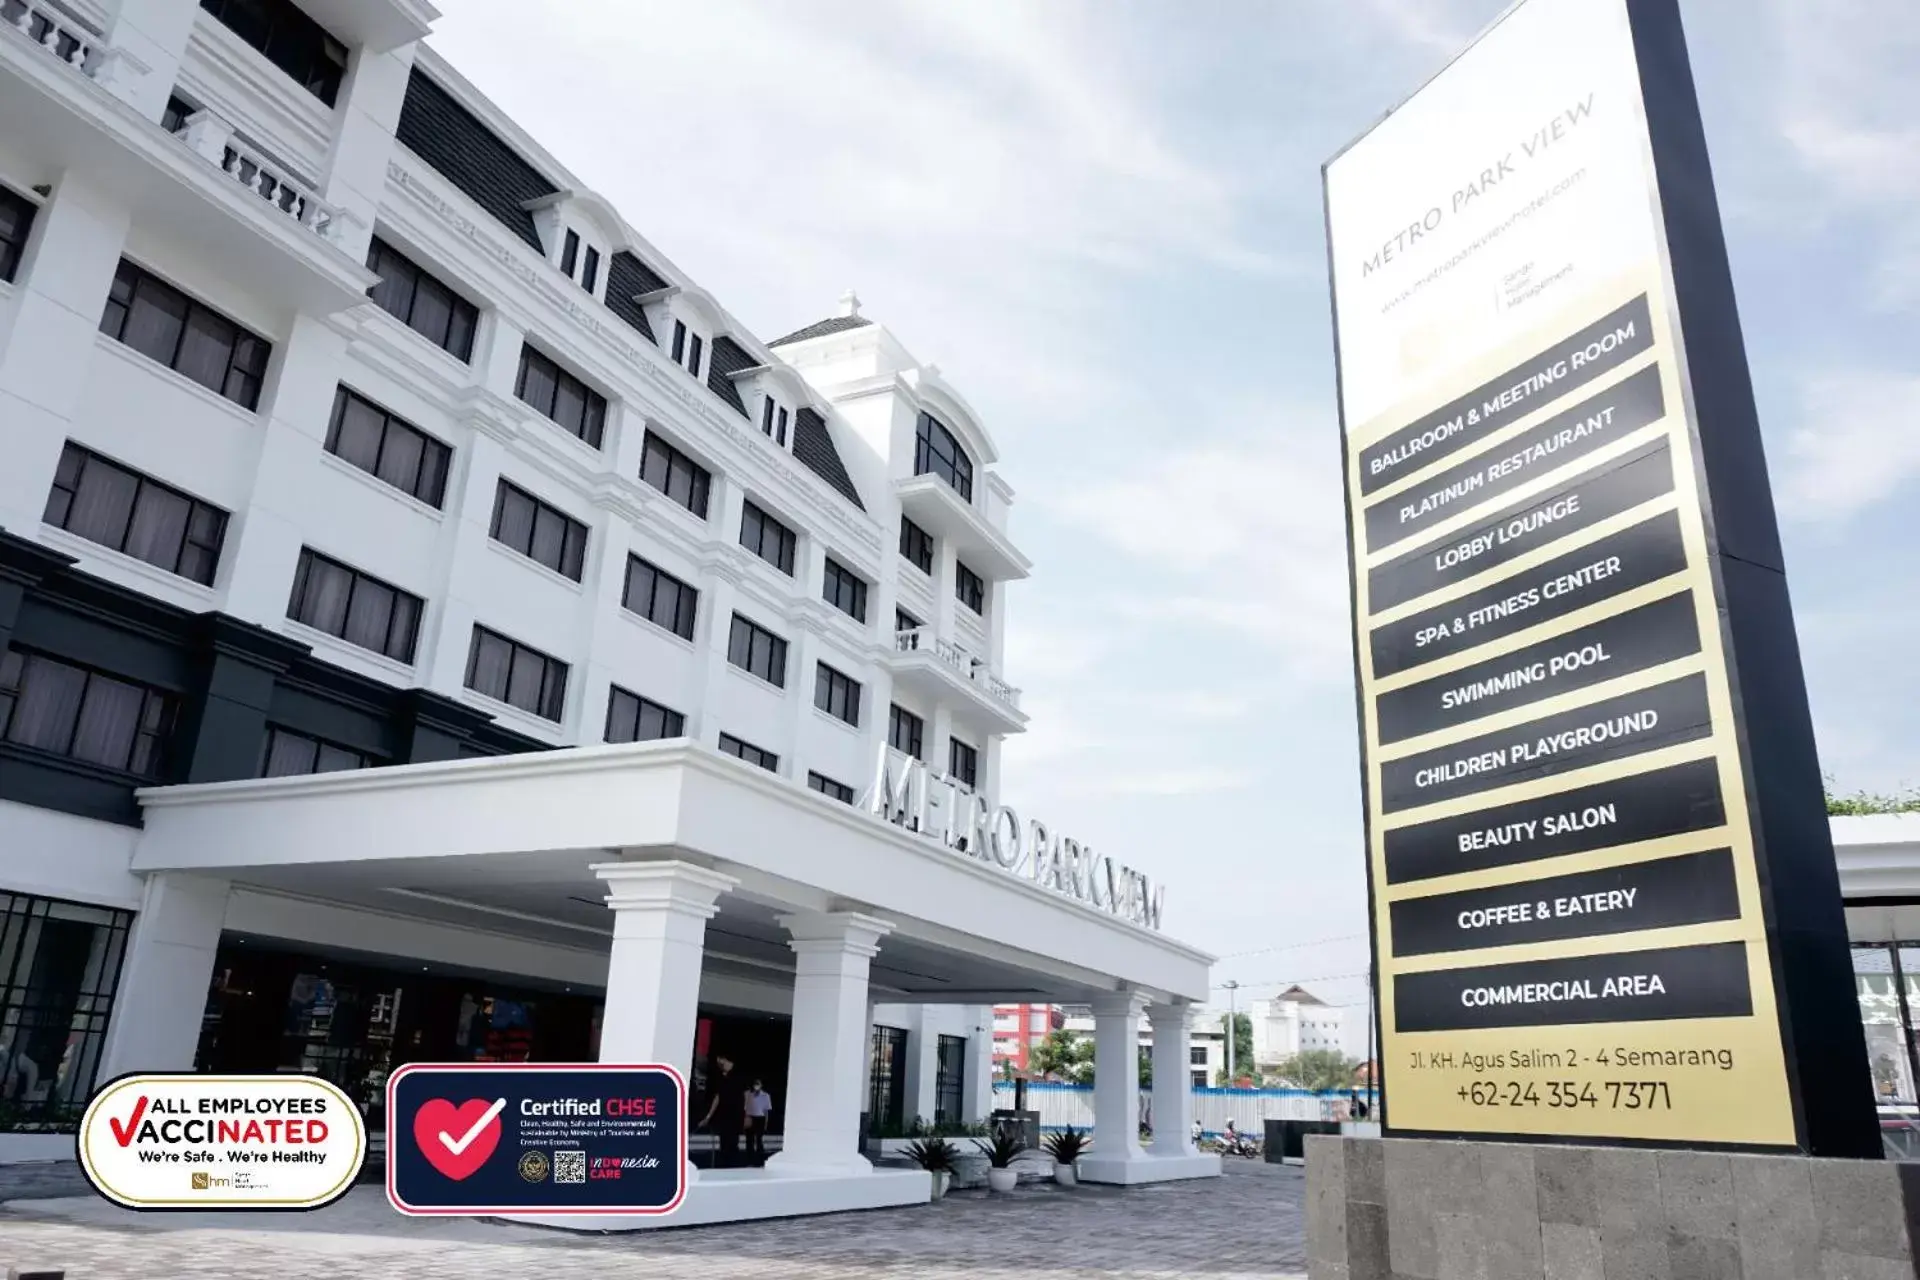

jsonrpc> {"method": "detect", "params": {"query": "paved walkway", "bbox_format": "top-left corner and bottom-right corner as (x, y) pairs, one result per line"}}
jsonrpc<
(0, 1158), (1304, 1279)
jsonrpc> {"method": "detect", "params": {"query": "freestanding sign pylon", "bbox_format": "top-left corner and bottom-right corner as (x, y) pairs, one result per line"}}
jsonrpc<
(1322, 0), (1875, 1157)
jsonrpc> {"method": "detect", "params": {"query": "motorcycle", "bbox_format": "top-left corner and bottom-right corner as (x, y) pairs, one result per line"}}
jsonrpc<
(1210, 1130), (1260, 1158)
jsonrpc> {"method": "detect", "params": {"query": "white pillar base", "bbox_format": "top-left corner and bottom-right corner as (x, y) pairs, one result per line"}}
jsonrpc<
(1079, 1151), (1222, 1185)
(764, 911), (892, 1176)
(1087, 990), (1148, 1175)
(98, 874), (230, 1078)
(1148, 1002), (1203, 1159)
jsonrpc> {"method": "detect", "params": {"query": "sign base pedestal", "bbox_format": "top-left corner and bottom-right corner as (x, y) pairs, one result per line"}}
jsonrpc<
(1305, 1134), (1920, 1279)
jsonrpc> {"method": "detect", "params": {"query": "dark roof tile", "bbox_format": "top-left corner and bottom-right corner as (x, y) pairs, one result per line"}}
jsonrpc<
(705, 337), (755, 418)
(396, 69), (557, 251)
(793, 407), (865, 511)
(605, 252), (667, 343)
(769, 314), (872, 346)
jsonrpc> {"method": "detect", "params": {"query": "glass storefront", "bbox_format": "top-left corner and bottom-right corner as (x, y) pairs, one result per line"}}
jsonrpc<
(0, 892), (131, 1133)
(1853, 943), (1920, 1157)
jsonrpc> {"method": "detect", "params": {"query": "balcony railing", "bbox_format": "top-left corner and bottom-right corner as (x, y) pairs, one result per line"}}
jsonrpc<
(895, 627), (1022, 713)
(3, 0), (100, 73)
(174, 110), (349, 244)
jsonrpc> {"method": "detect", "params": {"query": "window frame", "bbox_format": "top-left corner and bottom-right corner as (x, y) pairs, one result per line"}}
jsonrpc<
(726, 613), (789, 689)
(489, 479), (589, 582)
(813, 662), (861, 727)
(739, 499), (797, 576)
(258, 725), (373, 777)
(639, 431), (713, 519)
(99, 258), (272, 410)
(949, 737), (979, 789)
(198, 0), (348, 106)
(717, 732), (778, 773)
(621, 554), (699, 642)
(914, 412), (975, 501)
(807, 771), (855, 804)
(604, 686), (687, 744)
(514, 344), (608, 449)
(42, 442), (229, 586)
(364, 236), (479, 363)
(464, 624), (570, 723)
(822, 557), (869, 623)
(324, 386), (452, 508)
(0, 184), (36, 283)
(0, 647), (174, 778)
(888, 704), (924, 760)
(899, 516), (934, 575)
(956, 560), (986, 614)
(286, 547), (424, 665)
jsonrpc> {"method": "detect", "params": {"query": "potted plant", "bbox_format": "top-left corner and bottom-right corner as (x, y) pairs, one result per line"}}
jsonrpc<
(1042, 1126), (1087, 1187)
(903, 1137), (958, 1199)
(974, 1128), (1025, 1192)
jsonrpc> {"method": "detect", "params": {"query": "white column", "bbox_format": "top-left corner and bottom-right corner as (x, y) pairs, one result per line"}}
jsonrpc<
(320, 41), (417, 264)
(592, 861), (735, 1071)
(964, 1005), (995, 1124)
(100, 0), (198, 120)
(766, 911), (892, 1174)
(98, 874), (230, 1076)
(1148, 1003), (1199, 1157)
(1079, 990), (1147, 1181)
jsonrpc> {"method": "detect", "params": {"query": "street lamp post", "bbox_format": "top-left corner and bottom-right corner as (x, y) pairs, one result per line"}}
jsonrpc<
(1225, 980), (1240, 1085)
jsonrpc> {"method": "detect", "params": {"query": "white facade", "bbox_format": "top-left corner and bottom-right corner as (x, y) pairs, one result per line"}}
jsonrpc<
(0, 0), (1218, 1219)
(1251, 986), (1347, 1069)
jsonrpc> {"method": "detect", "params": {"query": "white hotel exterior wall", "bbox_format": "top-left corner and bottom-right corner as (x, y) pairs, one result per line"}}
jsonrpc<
(0, 0), (1044, 1170)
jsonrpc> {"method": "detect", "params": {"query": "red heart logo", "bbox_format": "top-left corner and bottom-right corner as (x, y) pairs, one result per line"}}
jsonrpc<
(412, 1098), (503, 1182)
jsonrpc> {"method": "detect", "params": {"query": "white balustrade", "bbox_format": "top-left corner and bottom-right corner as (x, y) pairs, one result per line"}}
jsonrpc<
(3, 0), (99, 75)
(176, 109), (346, 246)
(894, 627), (1023, 713)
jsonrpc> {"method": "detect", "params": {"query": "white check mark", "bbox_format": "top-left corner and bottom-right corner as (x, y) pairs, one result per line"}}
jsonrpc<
(439, 1098), (506, 1156)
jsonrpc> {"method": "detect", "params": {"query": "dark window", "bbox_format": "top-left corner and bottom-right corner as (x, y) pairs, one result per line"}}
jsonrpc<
(956, 561), (985, 614)
(727, 614), (788, 688)
(639, 432), (712, 518)
(1190, 1046), (1208, 1066)
(899, 516), (934, 574)
(888, 704), (923, 760)
(258, 726), (372, 777)
(895, 608), (921, 633)
(739, 500), (796, 576)
(822, 557), (868, 623)
(604, 687), (686, 743)
(934, 1034), (967, 1127)
(43, 443), (228, 585)
(868, 1025), (908, 1135)
(490, 480), (588, 582)
(915, 412), (974, 501)
(287, 548), (423, 664)
(199, 0), (347, 106)
(582, 247), (600, 294)
(808, 771), (855, 804)
(717, 732), (778, 773)
(1192, 1070), (1208, 1088)
(560, 228), (580, 276)
(161, 94), (194, 133)
(949, 738), (978, 789)
(515, 345), (607, 449)
(465, 625), (568, 722)
(621, 555), (698, 642)
(671, 319), (686, 363)
(814, 663), (861, 727)
(0, 185), (35, 283)
(99, 259), (271, 409)
(760, 398), (788, 447)
(0, 892), (133, 1132)
(0, 648), (173, 777)
(325, 386), (451, 507)
(688, 333), (704, 378)
(365, 237), (478, 362)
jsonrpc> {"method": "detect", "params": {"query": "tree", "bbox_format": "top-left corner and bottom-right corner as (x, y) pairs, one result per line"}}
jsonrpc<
(1221, 1011), (1253, 1078)
(1273, 1049), (1359, 1092)
(1138, 1045), (1153, 1089)
(1826, 778), (1920, 815)
(1029, 1029), (1094, 1084)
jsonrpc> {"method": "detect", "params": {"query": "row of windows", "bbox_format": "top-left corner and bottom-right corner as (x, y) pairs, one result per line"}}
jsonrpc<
(101, 258), (271, 410)
(200, 0), (348, 107)
(898, 515), (987, 616)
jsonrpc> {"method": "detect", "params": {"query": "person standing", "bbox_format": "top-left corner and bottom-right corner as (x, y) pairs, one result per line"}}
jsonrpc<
(698, 1055), (748, 1167)
(744, 1078), (774, 1164)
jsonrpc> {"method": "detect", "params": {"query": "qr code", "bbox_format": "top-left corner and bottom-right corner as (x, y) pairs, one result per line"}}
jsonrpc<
(554, 1150), (586, 1184)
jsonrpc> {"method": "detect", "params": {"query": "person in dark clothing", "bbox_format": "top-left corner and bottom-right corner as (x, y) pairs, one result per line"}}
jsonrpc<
(699, 1055), (748, 1166)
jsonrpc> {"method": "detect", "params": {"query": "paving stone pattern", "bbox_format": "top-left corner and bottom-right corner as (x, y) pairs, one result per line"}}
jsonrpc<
(0, 1158), (1306, 1280)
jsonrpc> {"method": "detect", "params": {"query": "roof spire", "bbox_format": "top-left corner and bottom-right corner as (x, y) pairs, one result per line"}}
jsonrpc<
(839, 288), (862, 318)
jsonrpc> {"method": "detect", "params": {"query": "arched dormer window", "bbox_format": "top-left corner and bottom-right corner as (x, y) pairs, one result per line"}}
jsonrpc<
(914, 412), (973, 502)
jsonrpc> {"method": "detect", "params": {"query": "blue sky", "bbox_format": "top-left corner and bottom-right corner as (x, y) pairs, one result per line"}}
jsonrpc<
(429, 0), (1920, 1050)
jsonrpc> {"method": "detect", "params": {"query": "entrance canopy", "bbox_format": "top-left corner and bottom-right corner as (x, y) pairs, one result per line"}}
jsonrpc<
(133, 741), (1213, 1007)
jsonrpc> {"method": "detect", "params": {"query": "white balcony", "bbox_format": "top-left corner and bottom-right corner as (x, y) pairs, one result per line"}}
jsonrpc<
(892, 626), (1027, 736)
(0, 5), (374, 315)
(296, 0), (437, 55)
(894, 473), (1031, 582)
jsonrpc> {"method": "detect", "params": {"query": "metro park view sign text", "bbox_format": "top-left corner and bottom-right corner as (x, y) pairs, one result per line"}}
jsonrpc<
(862, 747), (1166, 930)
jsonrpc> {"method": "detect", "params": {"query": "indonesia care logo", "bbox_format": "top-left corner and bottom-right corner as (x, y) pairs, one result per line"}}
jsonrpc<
(78, 1074), (366, 1210)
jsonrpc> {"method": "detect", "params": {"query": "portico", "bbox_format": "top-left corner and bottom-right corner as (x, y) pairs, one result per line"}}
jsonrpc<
(108, 740), (1218, 1227)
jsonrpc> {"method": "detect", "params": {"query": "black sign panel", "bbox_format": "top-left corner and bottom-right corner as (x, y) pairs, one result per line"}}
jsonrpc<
(1357, 295), (1654, 497)
(1395, 941), (1752, 1032)
(1390, 848), (1740, 957)
(1364, 364), (1665, 553)
(1369, 510), (1689, 680)
(1382, 757), (1726, 885)
(1379, 673), (1712, 814)
(1368, 440), (1676, 615)
(1375, 592), (1701, 744)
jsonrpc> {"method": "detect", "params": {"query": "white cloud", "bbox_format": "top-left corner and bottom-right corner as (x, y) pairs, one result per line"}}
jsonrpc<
(1779, 371), (1920, 522)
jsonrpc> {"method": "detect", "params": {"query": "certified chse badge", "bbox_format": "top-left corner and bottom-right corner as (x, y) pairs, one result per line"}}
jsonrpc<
(518, 1150), (550, 1183)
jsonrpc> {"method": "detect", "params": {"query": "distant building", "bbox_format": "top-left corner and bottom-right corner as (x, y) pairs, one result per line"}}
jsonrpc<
(991, 1003), (1062, 1073)
(1252, 986), (1347, 1070)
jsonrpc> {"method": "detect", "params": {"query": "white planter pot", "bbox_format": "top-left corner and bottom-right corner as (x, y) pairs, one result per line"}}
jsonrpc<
(986, 1166), (1018, 1193)
(1053, 1161), (1077, 1187)
(929, 1170), (951, 1200)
